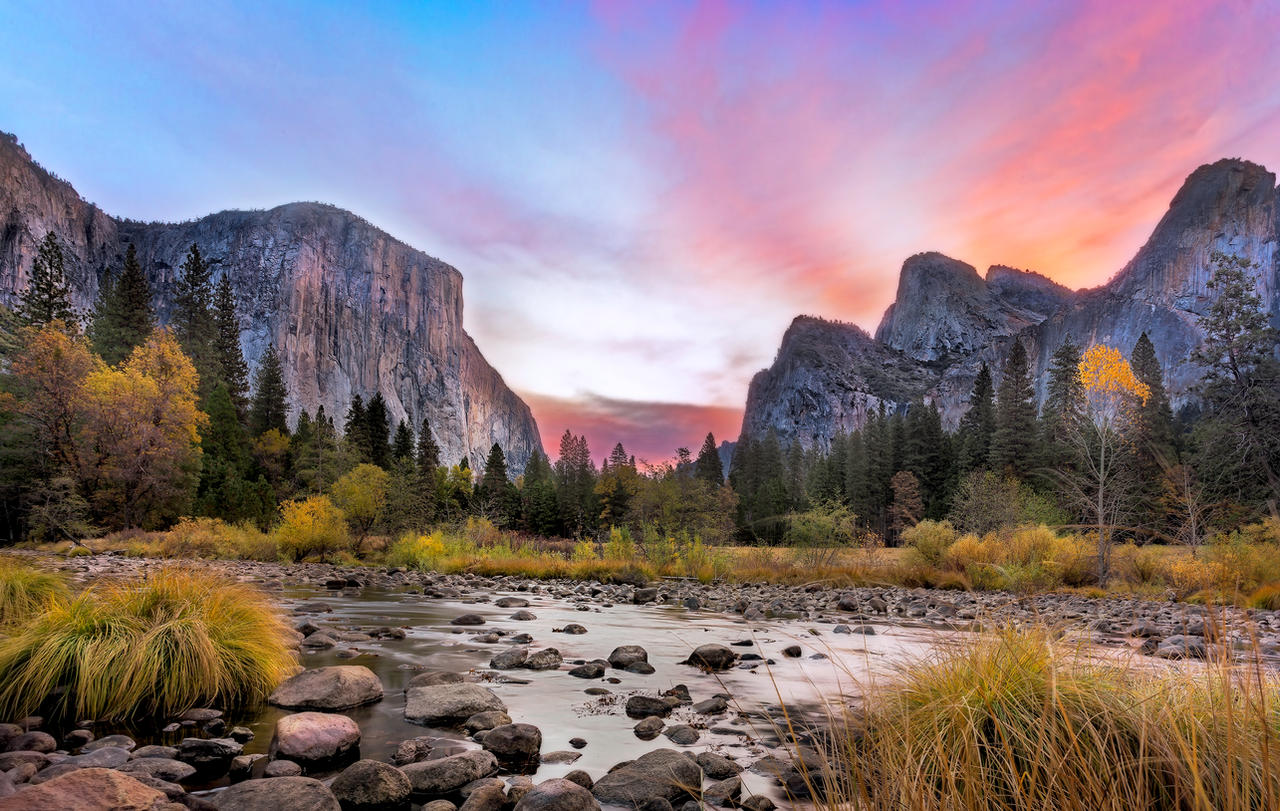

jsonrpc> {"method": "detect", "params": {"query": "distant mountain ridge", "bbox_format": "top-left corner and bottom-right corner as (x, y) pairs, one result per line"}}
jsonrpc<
(0, 132), (542, 471)
(741, 158), (1280, 449)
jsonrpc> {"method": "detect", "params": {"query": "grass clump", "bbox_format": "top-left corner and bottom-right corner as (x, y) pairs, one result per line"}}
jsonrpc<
(0, 558), (68, 626)
(0, 567), (297, 722)
(812, 629), (1280, 811)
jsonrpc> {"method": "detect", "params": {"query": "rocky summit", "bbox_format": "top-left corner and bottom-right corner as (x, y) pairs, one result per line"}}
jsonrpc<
(0, 133), (541, 471)
(741, 158), (1280, 448)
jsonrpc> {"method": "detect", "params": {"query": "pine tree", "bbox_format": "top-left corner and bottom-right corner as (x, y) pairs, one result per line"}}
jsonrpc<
(478, 443), (517, 526)
(172, 244), (218, 393)
(249, 343), (289, 436)
(392, 420), (414, 462)
(481, 443), (510, 494)
(212, 274), (250, 418)
(89, 244), (153, 365)
(1040, 336), (1083, 475)
(343, 395), (370, 463)
(694, 432), (724, 485)
(365, 392), (392, 468)
(18, 233), (76, 328)
(415, 417), (440, 473)
(1191, 252), (1280, 508)
(957, 364), (996, 471)
(990, 340), (1038, 477)
(520, 450), (560, 536)
(1131, 333), (1176, 462)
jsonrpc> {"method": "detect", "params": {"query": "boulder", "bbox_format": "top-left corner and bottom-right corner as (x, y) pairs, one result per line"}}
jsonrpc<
(681, 645), (736, 671)
(83, 734), (136, 752)
(0, 768), (168, 811)
(5, 731), (55, 753)
(568, 662), (605, 679)
(265, 759), (303, 777)
(703, 776), (741, 807)
(401, 750), (498, 795)
(489, 647), (529, 670)
(607, 646), (649, 669)
(406, 671), (466, 689)
(513, 778), (600, 811)
(462, 711), (512, 734)
(269, 665), (384, 710)
(662, 725), (699, 745)
(458, 782), (506, 811)
(274, 712), (360, 762)
(211, 776), (341, 810)
(451, 614), (486, 626)
(330, 759), (412, 810)
(625, 695), (672, 718)
(117, 757), (197, 783)
(522, 648), (563, 671)
(177, 737), (243, 769)
(695, 751), (742, 780)
(405, 684), (507, 726)
(480, 723), (542, 764)
(633, 717), (664, 740)
(592, 749), (702, 807)
(66, 746), (131, 768)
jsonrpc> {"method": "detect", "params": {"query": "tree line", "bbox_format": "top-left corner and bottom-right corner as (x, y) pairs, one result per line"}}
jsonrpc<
(1, 237), (1276, 553)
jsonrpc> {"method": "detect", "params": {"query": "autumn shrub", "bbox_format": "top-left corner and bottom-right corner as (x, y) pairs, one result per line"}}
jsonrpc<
(810, 628), (1280, 810)
(1202, 531), (1280, 593)
(941, 526), (1097, 592)
(387, 531), (448, 570)
(161, 517), (278, 561)
(0, 567), (296, 722)
(274, 495), (349, 561)
(602, 526), (636, 560)
(0, 558), (68, 626)
(328, 463), (390, 549)
(1246, 583), (1280, 610)
(1110, 543), (1166, 586)
(903, 519), (957, 567)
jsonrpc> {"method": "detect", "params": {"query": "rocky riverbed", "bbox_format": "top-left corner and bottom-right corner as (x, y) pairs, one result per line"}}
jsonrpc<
(0, 552), (1277, 810)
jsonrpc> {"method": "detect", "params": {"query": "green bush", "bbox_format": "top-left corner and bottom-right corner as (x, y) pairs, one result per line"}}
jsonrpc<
(902, 520), (957, 566)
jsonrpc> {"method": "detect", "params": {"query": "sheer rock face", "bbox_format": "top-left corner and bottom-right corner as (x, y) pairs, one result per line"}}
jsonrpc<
(0, 132), (541, 471)
(743, 158), (1280, 448)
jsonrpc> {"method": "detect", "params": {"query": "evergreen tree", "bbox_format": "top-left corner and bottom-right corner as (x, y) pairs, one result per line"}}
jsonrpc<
(18, 233), (76, 328)
(88, 243), (153, 365)
(520, 450), (560, 536)
(694, 432), (724, 485)
(1131, 333), (1176, 462)
(343, 395), (370, 463)
(172, 244), (218, 393)
(480, 443), (509, 495)
(249, 343), (289, 436)
(212, 274), (250, 418)
(1191, 253), (1280, 508)
(1039, 336), (1083, 475)
(957, 364), (996, 471)
(196, 383), (271, 525)
(990, 340), (1038, 477)
(415, 417), (440, 473)
(905, 401), (948, 517)
(392, 420), (414, 462)
(478, 443), (519, 526)
(554, 430), (596, 536)
(365, 392), (392, 468)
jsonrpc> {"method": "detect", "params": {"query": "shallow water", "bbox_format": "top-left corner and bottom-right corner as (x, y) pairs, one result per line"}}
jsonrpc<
(197, 582), (956, 807)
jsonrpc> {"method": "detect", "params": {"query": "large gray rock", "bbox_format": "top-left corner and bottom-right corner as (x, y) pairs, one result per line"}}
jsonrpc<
(0, 133), (544, 473)
(480, 723), (542, 764)
(269, 665), (384, 710)
(405, 684), (507, 726)
(329, 759), (412, 810)
(116, 757), (197, 783)
(681, 644), (736, 672)
(400, 750), (498, 795)
(513, 778), (600, 811)
(607, 646), (649, 669)
(273, 712), (361, 762)
(211, 776), (341, 810)
(591, 749), (702, 807)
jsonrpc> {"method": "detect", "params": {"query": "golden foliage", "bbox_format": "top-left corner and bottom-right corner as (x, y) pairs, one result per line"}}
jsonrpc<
(273, 495), (348, 561)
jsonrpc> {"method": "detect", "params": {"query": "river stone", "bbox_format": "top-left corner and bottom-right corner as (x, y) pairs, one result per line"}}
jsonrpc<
(633, 717), (664, 740)
(662, 725), (699, 745)
(405, 684), (507, 726)
(523, 648), (563, 670)
(463, 711), (512, 733)
(695, 752), (742, 780)
(422, 803), (458, 811)
(67, 746), (131, 768)
(83, 734), (137, 752)
(330, 759), (411, 810)
(510, 610), (537, 621)
(400, 750), (498, 795)
(560, 624), (588, 634)
(406, 671), (466, 690)
(495, 597), (529, 608)
(0, 750), (49, 771)
(28, 763), (86, 785)
(177, 737), (243, 768)
(274, 712), (360, 762)
(703, 776), (741, 807)
(781, 645), (802, 658)
(62, 729), (93, 749)
(458, 782), (506, 811)
(230, 753), (268, 780)
(625, 695), (672, 719)
(489, 647), (529, 670)
(568, 662), (605, 679)
(480, 723), (542, 764)
(269, 665), (384, 710)
(264, 759), (303, 777)
(5, 731), (55, 753)
(693, 696), (728, 714)
(592, 749), (702, 807)
(117, 757), (197, 783)
(681, 645), (736, 671)
(451, 614), (486, 626)
(132, 745), (179, 759)
(607, 646), (648, 669)
(211, 776), (341, 810)
(513, 778), (599, 811)
(0, 767), (167, 810)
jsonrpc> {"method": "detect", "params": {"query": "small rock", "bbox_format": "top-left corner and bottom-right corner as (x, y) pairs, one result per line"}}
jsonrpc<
(633, 717), (664, 740)
(329, 759), (412, 811)
(451, 613), (487, 626)
(265, 759), (303, 777)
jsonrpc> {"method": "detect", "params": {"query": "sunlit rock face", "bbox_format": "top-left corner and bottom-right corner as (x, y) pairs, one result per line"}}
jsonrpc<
(0, 133), (541, 471)
(743, 158), (1280, 447)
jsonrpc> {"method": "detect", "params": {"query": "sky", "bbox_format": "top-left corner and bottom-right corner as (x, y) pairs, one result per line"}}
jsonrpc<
(2, 0), (1279, 463)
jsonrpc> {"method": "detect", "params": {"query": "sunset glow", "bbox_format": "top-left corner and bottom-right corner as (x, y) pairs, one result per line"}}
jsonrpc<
(3, 0), (1278, 461)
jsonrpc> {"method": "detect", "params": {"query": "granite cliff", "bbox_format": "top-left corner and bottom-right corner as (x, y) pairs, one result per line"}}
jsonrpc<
(0, 132), (542, 471)
(742, 158), (1280, 449)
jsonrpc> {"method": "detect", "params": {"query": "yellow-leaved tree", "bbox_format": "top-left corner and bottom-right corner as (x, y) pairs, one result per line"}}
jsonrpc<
(1067, 344), (1150, 581)
(78, 329), (206, 528)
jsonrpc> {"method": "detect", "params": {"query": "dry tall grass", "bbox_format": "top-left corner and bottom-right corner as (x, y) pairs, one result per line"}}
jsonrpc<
(0, 558), (68, 626)
(796, 629), (1280, 811)
(0, 567), (297, 722)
